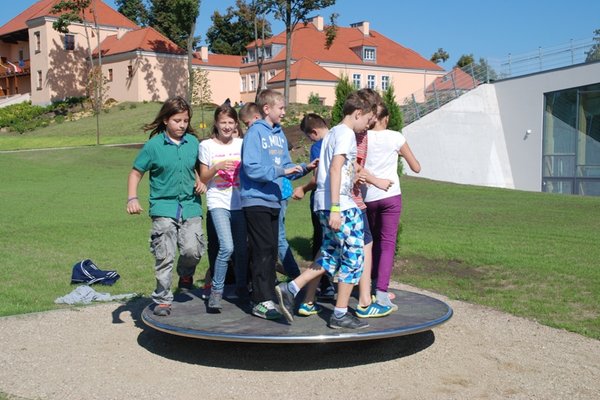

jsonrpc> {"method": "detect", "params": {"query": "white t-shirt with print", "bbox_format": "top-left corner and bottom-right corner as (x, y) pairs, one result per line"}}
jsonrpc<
(313, 124), (358, 212)
(198, 137), (243, 210)
(363, 129), (406, 202)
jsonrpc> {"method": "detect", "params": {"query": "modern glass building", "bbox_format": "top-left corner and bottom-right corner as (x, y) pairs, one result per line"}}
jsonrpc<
(543, 83), (600, 195)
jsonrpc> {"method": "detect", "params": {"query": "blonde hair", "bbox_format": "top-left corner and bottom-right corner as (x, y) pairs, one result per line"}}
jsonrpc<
(256, 89), (284, 117)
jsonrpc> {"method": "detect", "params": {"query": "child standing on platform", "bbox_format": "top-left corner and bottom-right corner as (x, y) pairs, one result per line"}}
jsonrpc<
(240, 89), (315, 320)
(365, 104), (421, 308)
(126, 96), (206, 317)
(276, 90), (378, 329)
(199, 104), (247, 310)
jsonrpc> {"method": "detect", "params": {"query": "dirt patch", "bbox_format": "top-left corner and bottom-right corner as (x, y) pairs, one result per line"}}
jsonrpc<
(0, 283), (598, 400)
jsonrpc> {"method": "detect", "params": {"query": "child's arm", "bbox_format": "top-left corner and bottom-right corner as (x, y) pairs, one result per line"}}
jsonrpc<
(399, 142), (421, 173)
(328, 154), (345, 231)
(355, 163), (393, 191)
(292, 172), (317, 200)
(126, 169), (144, 214)
(194, 168), (207, 194)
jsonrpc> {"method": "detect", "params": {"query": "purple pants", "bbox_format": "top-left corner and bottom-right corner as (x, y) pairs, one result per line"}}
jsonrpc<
(365, 195), (402, 292)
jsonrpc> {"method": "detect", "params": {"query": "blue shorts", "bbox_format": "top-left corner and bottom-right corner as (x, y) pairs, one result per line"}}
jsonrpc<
(361, 209), (372, 245)
(316, 208), (364, 285)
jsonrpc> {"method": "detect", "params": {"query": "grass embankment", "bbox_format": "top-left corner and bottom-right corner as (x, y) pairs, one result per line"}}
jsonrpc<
(0, 146), (598, 339)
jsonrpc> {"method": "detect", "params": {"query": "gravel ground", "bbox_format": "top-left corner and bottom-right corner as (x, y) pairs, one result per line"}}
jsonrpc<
(0, 283), (599, 400)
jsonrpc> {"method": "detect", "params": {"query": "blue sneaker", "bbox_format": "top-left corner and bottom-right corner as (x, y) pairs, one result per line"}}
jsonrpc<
(298, 302), (322, 316)
(356, 302), (393, 318)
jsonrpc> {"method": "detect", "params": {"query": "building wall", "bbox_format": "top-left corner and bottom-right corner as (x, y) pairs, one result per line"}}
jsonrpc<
(402, 61), (600, 192)
(493, 61), (600, 191)
(27, 18), (128, 104)
(195, 66), (241, 105)
(403, 84), (514, 189)
(325, 64), (444, 103)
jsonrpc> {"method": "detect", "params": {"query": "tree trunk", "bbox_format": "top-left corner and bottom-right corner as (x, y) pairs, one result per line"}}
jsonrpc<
(284, 0), (292, 108)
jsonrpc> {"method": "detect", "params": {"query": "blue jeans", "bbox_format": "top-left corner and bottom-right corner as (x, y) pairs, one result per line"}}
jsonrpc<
(278, 200), (300, 279)
(209, 208), (248, 292)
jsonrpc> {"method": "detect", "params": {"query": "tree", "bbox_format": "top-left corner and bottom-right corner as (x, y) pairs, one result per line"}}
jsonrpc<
(324, 12), (338, 50)
(585, 29), (600, 62)
(149, 0), (199, 50)
(191, 67), (212, 134)
(51, 0), (105, 145)
(331, 73), (353, 126)
(114, 0), (149, 26)
(430, 47), (449, 64)
(455, 53), (474, 68)
(382, 83), (403, 132)
(206, 0), (271, 56)
(265, 0), (336, 107)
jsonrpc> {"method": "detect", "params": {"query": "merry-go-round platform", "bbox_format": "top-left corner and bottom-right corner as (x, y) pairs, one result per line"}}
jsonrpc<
(142, 286), (452, 343)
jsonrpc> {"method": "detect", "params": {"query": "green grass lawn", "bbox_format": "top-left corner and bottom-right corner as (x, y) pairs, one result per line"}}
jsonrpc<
(0, 102), (217, 151)
(1, 145), (599, 339)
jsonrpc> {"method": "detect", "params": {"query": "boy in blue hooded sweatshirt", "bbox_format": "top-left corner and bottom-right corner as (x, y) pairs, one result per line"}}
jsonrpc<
(240, 89), (317, 319)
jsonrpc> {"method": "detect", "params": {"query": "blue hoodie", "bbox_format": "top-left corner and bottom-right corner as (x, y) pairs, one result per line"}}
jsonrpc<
(240, 119), (307, 208)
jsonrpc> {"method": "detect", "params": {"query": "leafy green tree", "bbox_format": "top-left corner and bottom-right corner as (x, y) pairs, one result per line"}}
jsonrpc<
(331, 73), (353, 126)
(430, 47), (449, 64)
(585, 29), (600, 62)
(206, 0), (271, 56)
(265, 0), (336, 107)
(455, 53), (474, 68)
(114, 0), (149, 26)
(149, 0), (199, 49)
(382, 83), (403, 132)
(191, 67), (212, 134)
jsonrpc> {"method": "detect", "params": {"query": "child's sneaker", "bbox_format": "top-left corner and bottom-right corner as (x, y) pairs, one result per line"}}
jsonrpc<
(356, 302), (393, 318)
(153, 303), (171, 317)
(251, 300), (282, 320)
(317, 285), (335, 300)
(208, 291), (223, 310)
(275, 282), (295, 322)
(328, 312), (369, 329)
(298, 302), (322, 316)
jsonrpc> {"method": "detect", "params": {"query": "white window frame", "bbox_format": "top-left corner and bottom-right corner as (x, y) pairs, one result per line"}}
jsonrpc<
(34, 31), (41, 53)
(367, 74), (376, 89)
(36, 70), (42, 90)
(64, 34), (75, 51)
(352, 73), (361, 89)
(241, 76), (247, 92)
(363, 47), (376, 61)
(250, 74), (256, 91)
(381, 75), (390, 91)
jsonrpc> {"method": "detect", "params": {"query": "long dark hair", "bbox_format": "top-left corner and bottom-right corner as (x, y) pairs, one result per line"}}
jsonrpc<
(144, 96), (196, 139)
(211, 104), (240, 138)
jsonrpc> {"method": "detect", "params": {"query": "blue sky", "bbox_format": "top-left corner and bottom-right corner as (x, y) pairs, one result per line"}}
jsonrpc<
(2, 0), (599, 69)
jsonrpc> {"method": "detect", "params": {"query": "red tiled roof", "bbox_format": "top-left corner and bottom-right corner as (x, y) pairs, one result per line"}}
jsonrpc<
(96, 27), (184, 57)
(0, 0), (138, 37)
(427, 67), (480, 91)
(193, 53), (243, 68)
(247, 22), (443, 71)
(268, 57), (337, 83)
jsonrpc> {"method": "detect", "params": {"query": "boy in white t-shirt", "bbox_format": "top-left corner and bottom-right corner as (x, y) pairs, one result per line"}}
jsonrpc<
(276, 90), (378, 329)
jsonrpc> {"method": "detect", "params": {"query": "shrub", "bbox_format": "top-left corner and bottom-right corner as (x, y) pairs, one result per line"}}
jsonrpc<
(308, 92), (321, 106)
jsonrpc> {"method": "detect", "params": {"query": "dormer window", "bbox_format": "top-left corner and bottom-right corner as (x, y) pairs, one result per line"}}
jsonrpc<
(363, 46), (376, 61)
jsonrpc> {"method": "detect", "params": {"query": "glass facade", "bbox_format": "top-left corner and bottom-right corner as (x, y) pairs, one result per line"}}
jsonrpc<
(542, 83), (600, 195)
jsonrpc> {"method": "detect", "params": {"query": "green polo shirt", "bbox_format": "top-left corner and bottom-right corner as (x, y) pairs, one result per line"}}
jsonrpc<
(133, 132), (202, 219)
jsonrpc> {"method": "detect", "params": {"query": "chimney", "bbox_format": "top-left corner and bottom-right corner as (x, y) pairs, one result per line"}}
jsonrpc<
(200, 46), (208, 62)
(351, 21), (370, 36)
(312, 15), (324, 31)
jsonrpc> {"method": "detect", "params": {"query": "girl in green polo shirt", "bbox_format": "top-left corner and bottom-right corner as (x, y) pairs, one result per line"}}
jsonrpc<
(126, 96), (207, 317)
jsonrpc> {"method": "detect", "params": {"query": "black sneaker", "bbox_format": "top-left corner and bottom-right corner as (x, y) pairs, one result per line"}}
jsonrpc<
(328, 312), (369, 329)
(178, 275), (194, 291)
(251, 301), (282, 320)
(275, 282), (295, 323)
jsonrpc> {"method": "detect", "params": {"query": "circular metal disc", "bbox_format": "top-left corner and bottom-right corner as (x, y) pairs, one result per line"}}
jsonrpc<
(142, 287), (452, 343)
